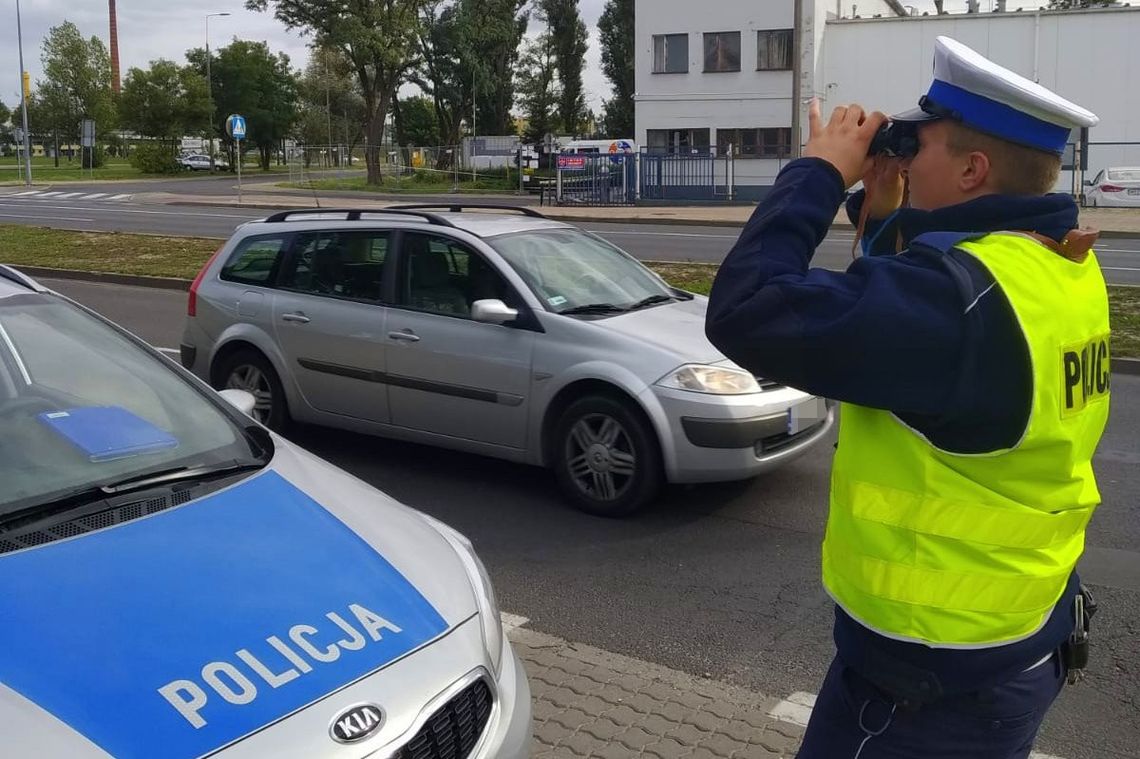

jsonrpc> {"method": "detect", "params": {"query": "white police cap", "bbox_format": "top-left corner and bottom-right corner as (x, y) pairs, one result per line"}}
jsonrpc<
(893, 36), (1098, 155)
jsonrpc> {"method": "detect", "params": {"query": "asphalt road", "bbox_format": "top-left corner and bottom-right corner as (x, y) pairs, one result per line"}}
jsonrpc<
(38, 275), (1140, 759)
(2, 192), (1140, 285)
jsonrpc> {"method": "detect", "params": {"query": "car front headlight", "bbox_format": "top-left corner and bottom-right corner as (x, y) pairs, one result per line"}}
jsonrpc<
(423, 516), (504, 677)
(655, 364), (761, 395)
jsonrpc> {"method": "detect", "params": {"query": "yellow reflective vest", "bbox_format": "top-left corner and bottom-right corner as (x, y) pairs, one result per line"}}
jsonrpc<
(822, 232), (1111, 647)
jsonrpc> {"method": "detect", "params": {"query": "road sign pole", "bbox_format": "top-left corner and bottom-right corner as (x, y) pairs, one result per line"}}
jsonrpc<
(237, 144), (243, 203)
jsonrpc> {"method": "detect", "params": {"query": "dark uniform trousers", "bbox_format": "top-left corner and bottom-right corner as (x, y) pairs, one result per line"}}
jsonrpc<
(796, 651), (1067, 759)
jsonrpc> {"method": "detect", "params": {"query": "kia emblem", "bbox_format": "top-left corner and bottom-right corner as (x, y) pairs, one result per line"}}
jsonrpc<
(329, 703), (385, 744)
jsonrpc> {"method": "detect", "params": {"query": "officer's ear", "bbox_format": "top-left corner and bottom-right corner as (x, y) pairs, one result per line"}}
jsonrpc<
(959, 149), (993, 194)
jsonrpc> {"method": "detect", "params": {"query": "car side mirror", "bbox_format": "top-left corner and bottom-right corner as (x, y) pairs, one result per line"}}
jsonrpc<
(471, 299), (519, 325)
(1084, 179), (1095, 187)
(218, 388), (257, 418)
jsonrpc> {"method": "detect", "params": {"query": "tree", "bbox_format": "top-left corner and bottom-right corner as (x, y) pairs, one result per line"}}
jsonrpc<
(515, 33), (560, 145)
(415, 2), (472, 169)
(118, 60), (211, 146)
(467, 0), (529, 136)
(36, 21), (116, 166)
(187, 40), (299, 170)
(597, 0), (634, 137)
(296, 47), (367, 166)
(0, 100), (10, 128)
(246, 0), (427, 184)
(538, 0), (588, 136)
(398, 95), (440, 146)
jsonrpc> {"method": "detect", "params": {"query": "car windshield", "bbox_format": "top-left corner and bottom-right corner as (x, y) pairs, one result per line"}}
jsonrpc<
(1107, 169), (1140, 182)
(488, 228), (674, 314)
(0, 292), (262, 516)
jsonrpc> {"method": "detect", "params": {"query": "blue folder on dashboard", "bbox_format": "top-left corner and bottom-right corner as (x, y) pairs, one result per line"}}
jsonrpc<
(37, 406), (179, 463)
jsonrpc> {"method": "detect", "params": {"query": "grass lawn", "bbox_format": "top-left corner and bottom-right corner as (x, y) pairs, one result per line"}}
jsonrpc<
(0, 226), (1136, 358)
(0, 155), (294, 184)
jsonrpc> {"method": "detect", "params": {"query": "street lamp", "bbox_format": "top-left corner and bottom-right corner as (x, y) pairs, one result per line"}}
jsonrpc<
(205, 12), (231, 171)
(15, 0), (33, 185)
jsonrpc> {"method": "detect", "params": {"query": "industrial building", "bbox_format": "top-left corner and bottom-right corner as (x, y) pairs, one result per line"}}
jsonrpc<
(635, 1), (1140, 198)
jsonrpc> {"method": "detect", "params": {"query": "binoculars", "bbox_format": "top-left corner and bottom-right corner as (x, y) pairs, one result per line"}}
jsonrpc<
(868, 121), (919, 159)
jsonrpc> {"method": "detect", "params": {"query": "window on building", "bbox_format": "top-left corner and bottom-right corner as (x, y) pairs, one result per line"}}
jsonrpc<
(757, 30), (793, 70)
(646, 128), (712, 155)
(653, 33), (689, 74)
(703, 32), (741, 73)
(716, 128), (793, 159)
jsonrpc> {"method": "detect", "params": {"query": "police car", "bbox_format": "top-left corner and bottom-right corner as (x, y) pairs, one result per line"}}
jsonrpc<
(0, 265), (531, 757)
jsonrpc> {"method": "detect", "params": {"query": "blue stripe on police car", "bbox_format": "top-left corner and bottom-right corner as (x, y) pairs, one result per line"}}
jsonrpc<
(0, 471), (447, 759)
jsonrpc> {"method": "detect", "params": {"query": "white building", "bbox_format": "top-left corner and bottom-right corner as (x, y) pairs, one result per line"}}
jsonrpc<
(635, 2), (1140, 198)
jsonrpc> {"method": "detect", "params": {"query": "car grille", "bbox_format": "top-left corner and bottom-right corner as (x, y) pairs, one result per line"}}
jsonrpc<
(755, 422), (826, 455)
(396, 679), (494, 759)
(0, 490), (193, 555)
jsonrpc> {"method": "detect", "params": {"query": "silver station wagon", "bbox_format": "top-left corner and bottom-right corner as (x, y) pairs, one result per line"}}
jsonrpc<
(181, 205), (834, 516)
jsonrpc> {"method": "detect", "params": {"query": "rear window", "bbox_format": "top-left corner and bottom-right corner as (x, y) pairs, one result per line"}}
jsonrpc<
(1107, 169), (1140, 182)
(221, 235), (290, 286)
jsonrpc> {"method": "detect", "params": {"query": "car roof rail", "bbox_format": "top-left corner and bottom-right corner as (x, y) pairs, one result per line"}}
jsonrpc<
(261, 208), (457, 227)
(0, 264), (46, 292)
(385, 203), (550, 219)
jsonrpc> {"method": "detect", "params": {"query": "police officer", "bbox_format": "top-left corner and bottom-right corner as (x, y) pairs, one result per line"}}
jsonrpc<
(705, 36), (1108, 758)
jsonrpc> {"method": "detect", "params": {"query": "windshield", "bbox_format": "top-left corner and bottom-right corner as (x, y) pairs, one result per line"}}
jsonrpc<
(0, 293), (260, 516)
(488, 229), (674, 314)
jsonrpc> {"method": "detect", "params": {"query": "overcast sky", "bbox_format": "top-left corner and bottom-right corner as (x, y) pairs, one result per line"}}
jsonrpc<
(0, 0), (1025, 119)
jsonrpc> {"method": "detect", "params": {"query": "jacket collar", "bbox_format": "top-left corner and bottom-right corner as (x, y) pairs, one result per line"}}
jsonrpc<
(896, 193), (1079, 248)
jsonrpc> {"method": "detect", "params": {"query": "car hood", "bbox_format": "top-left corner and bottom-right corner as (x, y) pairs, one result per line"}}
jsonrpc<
(0, 439), (478, 759)
(594, 295), (725, 363)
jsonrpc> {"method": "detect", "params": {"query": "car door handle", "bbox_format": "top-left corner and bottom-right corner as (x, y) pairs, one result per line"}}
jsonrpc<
(281, 312), (310, 324)
(388, 330), (420, 342)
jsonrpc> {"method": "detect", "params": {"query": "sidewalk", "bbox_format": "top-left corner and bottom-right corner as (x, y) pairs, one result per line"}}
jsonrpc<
(509, 625), (805, 758)
(144, 189), (1140, 238)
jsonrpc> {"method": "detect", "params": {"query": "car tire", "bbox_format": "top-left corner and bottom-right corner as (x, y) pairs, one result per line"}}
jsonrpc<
(214, 349), (289, 431)
(552, 395), (662, 517)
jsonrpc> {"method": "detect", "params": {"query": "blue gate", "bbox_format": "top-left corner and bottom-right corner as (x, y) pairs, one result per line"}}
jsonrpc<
(555, 152), (637, 206)
(639, 149), (727, 201)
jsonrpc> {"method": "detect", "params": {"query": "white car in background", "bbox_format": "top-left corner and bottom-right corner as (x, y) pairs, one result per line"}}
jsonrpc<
(180, 154), (229, 171)
(1085, 167), (1140, 207)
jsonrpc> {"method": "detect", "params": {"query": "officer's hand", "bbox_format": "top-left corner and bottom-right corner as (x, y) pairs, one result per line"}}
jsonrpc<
(804, 100), (888, 189)
(862, 156), (906, 220)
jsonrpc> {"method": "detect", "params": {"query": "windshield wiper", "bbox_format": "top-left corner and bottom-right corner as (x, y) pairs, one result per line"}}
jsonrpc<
(98, 460), (266, 495)
(559, 303), (629, 315)
(0, 460), (266, 531)
(627, 294), (677, 311)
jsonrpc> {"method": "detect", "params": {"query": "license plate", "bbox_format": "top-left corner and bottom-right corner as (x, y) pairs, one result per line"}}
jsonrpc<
(787, 397), (828, 435)
(1128, 188), (1140, 195)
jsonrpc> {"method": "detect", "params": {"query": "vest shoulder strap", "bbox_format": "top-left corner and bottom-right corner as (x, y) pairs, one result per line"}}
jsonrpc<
(909, 230), (989, 255)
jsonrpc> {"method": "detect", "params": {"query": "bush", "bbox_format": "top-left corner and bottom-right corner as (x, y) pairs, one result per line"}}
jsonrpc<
(129, 143), (181, 174)
(81, 146), (106, 169)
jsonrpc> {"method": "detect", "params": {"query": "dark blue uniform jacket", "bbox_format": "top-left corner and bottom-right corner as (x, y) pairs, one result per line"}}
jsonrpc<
(705, 157), (1079, 696)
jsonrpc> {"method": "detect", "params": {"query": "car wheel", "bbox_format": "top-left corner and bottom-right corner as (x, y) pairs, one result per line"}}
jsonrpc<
(215, 349), (288, 431)
(552, 395), (662, 517)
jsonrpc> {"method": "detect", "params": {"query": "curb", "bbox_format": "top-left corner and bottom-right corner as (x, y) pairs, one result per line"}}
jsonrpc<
(21, 266), (191, 292)
(160, 199), (1140, 238)
(24, 265), (1140, 375)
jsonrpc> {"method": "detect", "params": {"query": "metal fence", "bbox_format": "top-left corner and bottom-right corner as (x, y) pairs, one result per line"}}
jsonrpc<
(555, 153), (637, 206)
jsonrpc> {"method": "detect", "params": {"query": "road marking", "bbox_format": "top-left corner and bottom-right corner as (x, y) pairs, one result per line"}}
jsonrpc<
(593, 229), (739, 240)
(500, 613), (529, 634)
(107, 193), (133, 201)
(0, 213), (94, 222)
(0, 201), (255, 221)
(1101, 267), (1140, 273)
(769, 691), (1067, 758)
(9, 190), (41, 197)
(36, 191), (63, 198)
(55, 192), (83, 199)
(81, 193), (107, 200)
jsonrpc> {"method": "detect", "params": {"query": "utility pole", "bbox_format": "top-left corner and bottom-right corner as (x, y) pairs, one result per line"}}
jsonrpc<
(205, 12), (230, 171)
(325, 49), (334, 167)
(16, 0), (33, 185)
(791, 0), (804, 159)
